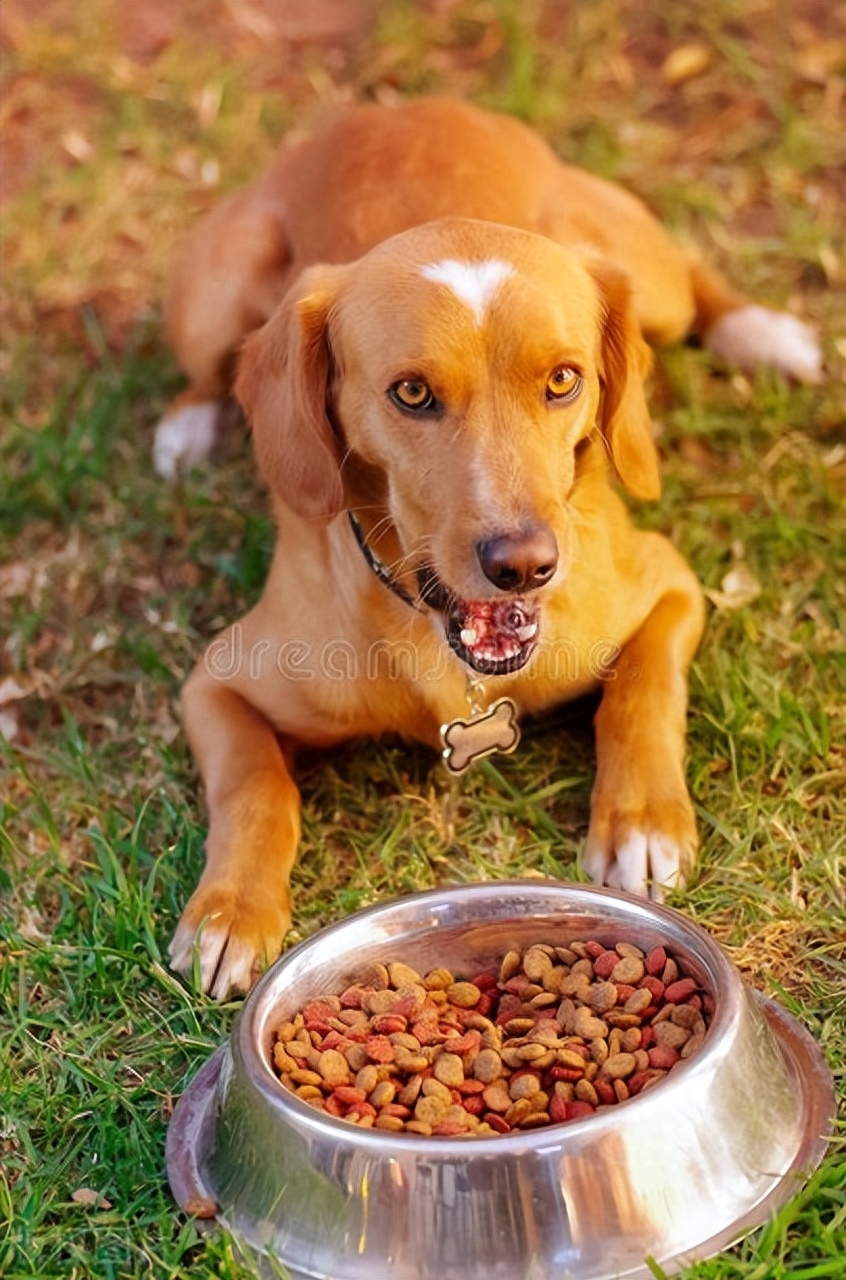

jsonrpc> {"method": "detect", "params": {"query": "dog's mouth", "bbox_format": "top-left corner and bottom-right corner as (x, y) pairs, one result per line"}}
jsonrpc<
(417, 570), (539, 676)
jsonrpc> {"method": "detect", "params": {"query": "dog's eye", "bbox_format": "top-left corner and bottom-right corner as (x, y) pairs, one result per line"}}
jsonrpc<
(546, 366), (582, 403)
(389, 379), (436, 412)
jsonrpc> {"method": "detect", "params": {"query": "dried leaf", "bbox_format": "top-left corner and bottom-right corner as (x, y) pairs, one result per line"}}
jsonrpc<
(0, 708), (20, 742)
(183, 1195), (219, 1219)
(704, 563), (762, 611)
(62, 129), (94, 163)
(71, 1187), (113, 1209)
(0, 677), (29, 706)
(661, 43), (711, 85)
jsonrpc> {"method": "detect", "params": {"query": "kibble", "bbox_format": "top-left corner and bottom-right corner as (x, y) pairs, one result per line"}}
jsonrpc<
(271, 937), (712, 1138)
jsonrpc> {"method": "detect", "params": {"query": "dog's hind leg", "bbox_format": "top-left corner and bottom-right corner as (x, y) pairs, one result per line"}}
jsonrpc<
(690, 260), (822, 384)
(154, 189), (293, 477)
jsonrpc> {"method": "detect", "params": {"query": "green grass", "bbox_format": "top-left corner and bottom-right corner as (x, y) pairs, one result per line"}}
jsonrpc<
(1, 1), (844, 1277)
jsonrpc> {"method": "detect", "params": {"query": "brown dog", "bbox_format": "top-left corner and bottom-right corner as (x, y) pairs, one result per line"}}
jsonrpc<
(159, 99), (820, 997)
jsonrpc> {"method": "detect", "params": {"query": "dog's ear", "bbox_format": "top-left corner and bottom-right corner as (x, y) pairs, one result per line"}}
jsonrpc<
(235, 265), (346, 521)
(586, 259), (661, 501)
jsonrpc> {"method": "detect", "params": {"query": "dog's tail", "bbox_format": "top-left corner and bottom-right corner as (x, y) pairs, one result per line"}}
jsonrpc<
(690, 260), (822, 383)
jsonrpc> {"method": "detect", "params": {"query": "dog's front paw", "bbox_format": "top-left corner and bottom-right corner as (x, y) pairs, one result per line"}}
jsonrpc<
(169, 881), (292, 1000)
(582, 791), (697, 901)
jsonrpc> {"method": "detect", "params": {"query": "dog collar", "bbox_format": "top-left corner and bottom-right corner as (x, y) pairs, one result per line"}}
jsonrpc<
(348, 511), (424, 613)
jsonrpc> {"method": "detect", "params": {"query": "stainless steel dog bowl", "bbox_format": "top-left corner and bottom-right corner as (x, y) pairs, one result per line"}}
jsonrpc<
(167, 882), (835, 1280)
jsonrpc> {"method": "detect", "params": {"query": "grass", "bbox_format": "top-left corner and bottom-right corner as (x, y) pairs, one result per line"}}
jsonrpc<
(1, 1), (844, 1277)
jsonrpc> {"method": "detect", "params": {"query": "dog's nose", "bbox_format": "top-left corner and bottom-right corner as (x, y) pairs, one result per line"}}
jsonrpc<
(476, 525), (559, 592)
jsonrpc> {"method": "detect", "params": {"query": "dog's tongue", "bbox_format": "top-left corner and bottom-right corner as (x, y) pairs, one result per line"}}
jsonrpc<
(457, 599), (538, 665)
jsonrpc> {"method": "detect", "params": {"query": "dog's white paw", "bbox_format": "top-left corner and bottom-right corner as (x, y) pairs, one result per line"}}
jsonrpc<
(169, 883), (291, 1000)
(706, 306), (822, 384)
(582, 828), (693, 902)
(153, 401), (221, 479)
(583, 781), (697, 902)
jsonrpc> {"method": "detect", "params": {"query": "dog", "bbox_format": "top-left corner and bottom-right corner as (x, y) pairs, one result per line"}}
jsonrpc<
(158, 99), (821, 998)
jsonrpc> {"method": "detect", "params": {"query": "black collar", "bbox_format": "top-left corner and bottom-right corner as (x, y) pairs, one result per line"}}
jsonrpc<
(347, 511), (425, 613)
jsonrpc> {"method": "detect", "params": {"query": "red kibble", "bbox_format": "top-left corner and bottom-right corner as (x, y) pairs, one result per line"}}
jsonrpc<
(564, 1100), (595, 1121)
(339, 986), (366, 1009)
(333, 1086), (367, 1106)
(391, 994), (423, 1020)
(550, 1067), (584, 1083)
(503, 975), (533, 996)
(584, 940), (606, 958)
(346, 1101), (377, 1120)
(640, 1026), (655, 1048)
(457, 1079), (486, 1095)
(535, 1007), (558, 1020)
(411, 1020), (444, 1045)
(303, 1001), (337, 1022)
(303, 1019), (332, 1035)
(324, 1095), (345, 1117)
(593, 950), (619, 979)
(646, 946), (667, 976)
(484, 1112), (511, 1133)
(648, 1045), (680, 1070)
(365, 1035), (395, 1063)
(638, 975), (664, 1001)
(664, 978), (697, 1004)
(476, 992), (496, 1016)
(371, 1015), (407, 1035)
(614, 983), (636, 1002)
(446, 1030), (482, 1055)
(343, 1027), (368, 1043)
(594, 1079), (616, 1105)
(495, 992), (523, 1015)
(463, 1095), (486, 1116)
(380, 1103), (412, 1119)
(629, 1069), (664, 1097)
(471, 972), (498, 991)
(318, 1031), (347, 1051)
(549, 1094), (569, 1124)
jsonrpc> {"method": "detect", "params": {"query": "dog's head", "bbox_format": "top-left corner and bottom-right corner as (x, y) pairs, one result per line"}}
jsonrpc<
(236, 219), (658, 676)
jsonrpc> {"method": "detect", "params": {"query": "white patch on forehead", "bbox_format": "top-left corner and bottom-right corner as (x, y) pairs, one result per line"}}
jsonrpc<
(420, 258), (514, 324)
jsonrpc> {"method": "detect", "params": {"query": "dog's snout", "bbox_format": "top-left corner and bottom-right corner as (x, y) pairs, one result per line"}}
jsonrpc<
(476, 525), (559, 593)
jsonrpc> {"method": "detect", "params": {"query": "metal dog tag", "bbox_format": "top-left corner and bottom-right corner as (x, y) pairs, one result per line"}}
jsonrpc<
(440, 686), (521, 775)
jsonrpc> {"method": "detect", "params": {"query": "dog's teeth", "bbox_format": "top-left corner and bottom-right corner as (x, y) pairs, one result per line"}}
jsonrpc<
(460, 628), (478, 647)
(516, 623), (538, 641)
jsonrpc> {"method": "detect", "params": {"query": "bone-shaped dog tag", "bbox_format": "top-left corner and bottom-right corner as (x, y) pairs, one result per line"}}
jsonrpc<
(440, 697), (521, 775)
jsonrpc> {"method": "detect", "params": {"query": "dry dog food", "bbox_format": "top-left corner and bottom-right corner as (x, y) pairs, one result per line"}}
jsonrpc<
(271, 940), (712, 1137)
